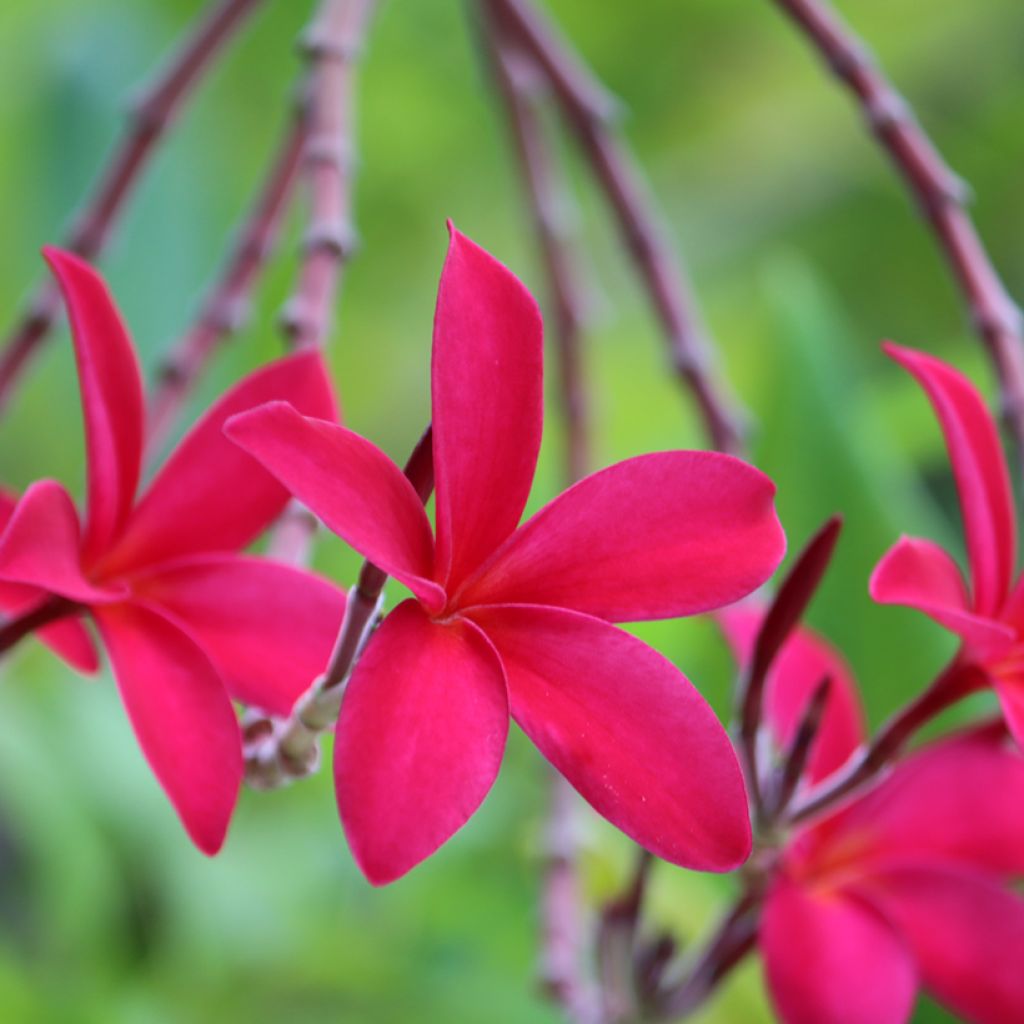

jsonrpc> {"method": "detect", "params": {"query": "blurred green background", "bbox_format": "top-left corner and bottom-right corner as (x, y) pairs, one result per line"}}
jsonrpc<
(0, 0), (1021, 1020)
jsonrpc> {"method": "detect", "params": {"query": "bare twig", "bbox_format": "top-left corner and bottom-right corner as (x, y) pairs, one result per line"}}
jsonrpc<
(146, 105), (310, 454)
(770, 0), (1024, 461)
(0, 0), (266, 412)
(267, 0), (377, 565)
(246, 426), (433, 788)
(487, 0), (747, 454)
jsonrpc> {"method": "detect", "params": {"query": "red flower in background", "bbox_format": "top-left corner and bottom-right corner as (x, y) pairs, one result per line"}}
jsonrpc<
(0, 250), (346, 853)
(870, 343), (1024, 743)
(227, 225), (786, 884)
(721, 611), (1024, 1023)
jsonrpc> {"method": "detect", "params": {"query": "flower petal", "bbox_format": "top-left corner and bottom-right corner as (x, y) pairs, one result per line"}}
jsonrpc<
(134, 554), (346, 716)
(761, 878), (916, 1024)
(43, 248), (143, 560)
(993, 678), (1024, 750)
(93, 601), (242, 854)
(226, 402), (444, 611)
(107, 351), (336, 573)
(864, 865), (1024, 1024)
(717, 605), (865, 783)
(0, 480), (123, 603)
(334, 600), (508, 884)
(431, 225), (544, 592)
(870, 534), (1013, 656)
(885, 343), (1015, 616)
(459, 451), (784, 622)
(806, 729), (1024, 878)
(470, 604), (751, 871)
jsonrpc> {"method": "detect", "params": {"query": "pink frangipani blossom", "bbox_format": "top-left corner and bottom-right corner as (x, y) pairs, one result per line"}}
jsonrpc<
(0, 250), (346, 854)
(227, 224), (786, 884)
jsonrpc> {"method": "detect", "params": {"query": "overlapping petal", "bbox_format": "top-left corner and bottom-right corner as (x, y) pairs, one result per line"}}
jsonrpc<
(134, 554), (346, 716)
(334, 600), (508, 884)
(471, 604), (751, 871)
(717, 606), (864, 783)
(0, 480), (123, 603)
(993, 679), (1024, 749)
(885, 343), (1016, 616)
(44, 248), (143, 561)
(431, 225), (544, 592)
(458, 452), (784, 622)
(107, 351), (335, 573)
(93, 601), (242, 855)
(226, 402), (444, 610)
(870, 535), (1014, 656)
(761, 878), (915, 1024)
(863, 865), (1024, 1024)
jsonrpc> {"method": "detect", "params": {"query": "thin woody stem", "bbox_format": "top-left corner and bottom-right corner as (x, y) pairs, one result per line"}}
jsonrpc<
(268, 0), (378, 566)
(245, 426), (433, 788)
(788, 659), (983, 824)
(0, 0), (266, 413)
(770, 0), (1024, 462)
(0, 597), (80, 658)
(146, 102), (310, 455)
(486, 0), (747, 454)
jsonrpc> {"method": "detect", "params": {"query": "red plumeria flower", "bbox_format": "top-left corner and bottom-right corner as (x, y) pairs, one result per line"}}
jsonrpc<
(0, 250), (345, 853)
(227, 225), (785, 884)
(722, 613), (1024, 1023)
(870, 343), (1024, 742)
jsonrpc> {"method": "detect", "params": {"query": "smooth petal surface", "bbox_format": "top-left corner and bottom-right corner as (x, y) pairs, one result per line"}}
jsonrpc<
(472, 604), (751, 871)
(761, 879), (916, 1024)
(717, 606), (864, 783)
(459, 452), (784, 622)
(226, 403), (444, 610)
(334, 600), (508, 884)
(870, 535), (1013, 656)
(994, 678), (1024, 749)
(135, 554), (346, 716)
(806, 730), (1024, 878)
(865, 865), (1024, 1024)
(94, 601), (242, 854)
(431, 226), (544, 592)
(44, 248), (143, 560)
(108, 351), (336, 573)
(886, 343), (1015, 616)
(0, 480), (123, 603)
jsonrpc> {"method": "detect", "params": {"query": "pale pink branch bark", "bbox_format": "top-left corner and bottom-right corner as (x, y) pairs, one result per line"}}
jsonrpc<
(0, 0), (266, 413)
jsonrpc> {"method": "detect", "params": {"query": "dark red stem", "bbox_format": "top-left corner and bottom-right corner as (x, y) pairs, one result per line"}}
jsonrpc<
(0, 597), (80, 658)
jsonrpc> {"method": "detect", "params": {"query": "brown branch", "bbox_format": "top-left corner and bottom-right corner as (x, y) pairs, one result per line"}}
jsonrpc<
(0, 0), (266, 413)
(246, 426), (433, 789)
(770, 0), (1024, 460)
(146, 104), (310, 455)
(267, 0), (377, 566)
(487, 0), (747, 455)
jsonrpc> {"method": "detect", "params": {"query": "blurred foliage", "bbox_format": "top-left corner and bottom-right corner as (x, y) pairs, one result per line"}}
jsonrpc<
(0, 0), (1021, 1020)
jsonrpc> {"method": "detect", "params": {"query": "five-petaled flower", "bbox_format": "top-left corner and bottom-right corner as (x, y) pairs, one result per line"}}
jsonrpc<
(870, 343), (1024, 744)
(227, 225), (786, 884)
(0, 250), (346, 854)
(721, 612), (1024, 1024)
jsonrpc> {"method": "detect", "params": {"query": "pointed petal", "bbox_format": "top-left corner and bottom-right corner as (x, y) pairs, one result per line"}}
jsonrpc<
(471, 604), (751, 871)
(761, 879), (916, 1024)
(808, 729), (1024, 878)
(0, 480), (123, 603)
(334, 600), (508, 884)
(108, 351), (336, 572)
(226, 402), (444, 610)
(885, 343), (1015, 616)
(135, 554), (346, 716)
(717, 606), (865, 783)
(459, 452), (784, 623)
(431, 225), (544, 591)
(43, 248), (143, 559)
(865, 865), (1024, 1024)
(870, 535), (1013, 656)
(93, 601), (242, 854)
